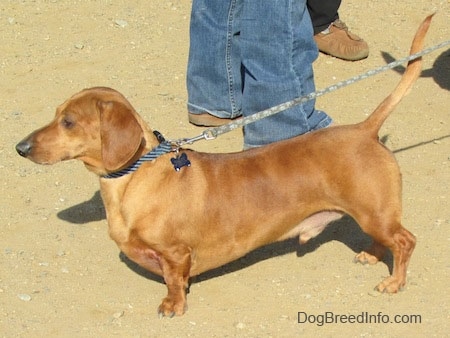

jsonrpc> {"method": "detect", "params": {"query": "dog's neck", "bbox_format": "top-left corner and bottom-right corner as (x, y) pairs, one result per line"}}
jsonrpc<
(100, 130), (172, 179)
(101, 141), (173, 179)
(83, 128), (162, 177)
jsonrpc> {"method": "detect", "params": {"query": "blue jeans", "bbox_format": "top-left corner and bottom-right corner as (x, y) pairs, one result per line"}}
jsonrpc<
(187, 0), (332, 148)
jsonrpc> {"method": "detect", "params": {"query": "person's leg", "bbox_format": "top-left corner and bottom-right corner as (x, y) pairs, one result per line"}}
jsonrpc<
(187, 0), (242, 121)
(307, 0), (341, 34)
(240, 0), (332, 148)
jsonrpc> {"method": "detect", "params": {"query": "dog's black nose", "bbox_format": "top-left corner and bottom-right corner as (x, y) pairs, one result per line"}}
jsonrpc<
(16, 140), (32, 157)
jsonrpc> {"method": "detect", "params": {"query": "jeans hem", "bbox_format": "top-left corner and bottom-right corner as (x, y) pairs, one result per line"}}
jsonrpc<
(243, 115), (333, 149)
(187, 102), (242, 119)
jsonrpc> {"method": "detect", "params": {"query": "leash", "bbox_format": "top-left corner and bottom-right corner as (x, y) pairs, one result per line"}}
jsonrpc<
(170, 39), (450, 147)
(103, 40), (449, 178)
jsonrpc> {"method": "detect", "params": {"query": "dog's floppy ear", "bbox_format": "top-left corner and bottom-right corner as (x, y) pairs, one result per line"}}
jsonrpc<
(97, 100), (143, 171)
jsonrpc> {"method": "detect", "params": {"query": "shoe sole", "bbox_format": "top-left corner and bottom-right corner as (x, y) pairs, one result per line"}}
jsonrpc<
(318, 48), (369, 61)
(188, 113), (242, 127)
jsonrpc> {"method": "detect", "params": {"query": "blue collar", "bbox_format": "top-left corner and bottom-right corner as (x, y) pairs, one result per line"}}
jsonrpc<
(102, 141), (173, 179)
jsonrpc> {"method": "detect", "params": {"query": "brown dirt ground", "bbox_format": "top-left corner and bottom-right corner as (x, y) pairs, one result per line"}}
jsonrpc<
(1, 1), (449, 337)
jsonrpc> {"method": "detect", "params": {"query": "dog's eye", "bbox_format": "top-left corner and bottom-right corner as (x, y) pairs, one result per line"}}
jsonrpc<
(61, 117), (75, 129)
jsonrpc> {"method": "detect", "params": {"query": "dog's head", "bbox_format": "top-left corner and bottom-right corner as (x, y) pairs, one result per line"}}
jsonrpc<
(16, 87), (158, 175)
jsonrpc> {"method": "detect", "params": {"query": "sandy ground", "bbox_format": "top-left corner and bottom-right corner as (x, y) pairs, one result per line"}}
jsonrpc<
(1, 1), (449, 337)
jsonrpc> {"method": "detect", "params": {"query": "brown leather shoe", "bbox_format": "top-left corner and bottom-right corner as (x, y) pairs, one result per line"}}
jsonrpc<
(314, 19), (369, 61)
(188, 112), (241, 127)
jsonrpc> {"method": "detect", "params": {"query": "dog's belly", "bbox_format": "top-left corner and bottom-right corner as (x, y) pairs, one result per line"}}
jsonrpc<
(188, 211), (344, 276)
(277, 211), (343, 243)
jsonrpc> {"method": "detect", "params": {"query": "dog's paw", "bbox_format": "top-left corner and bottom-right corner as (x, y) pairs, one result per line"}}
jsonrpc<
(375, 276), (405, 293)
(354, 251), (379, 265)
(157, 297), (187, 318)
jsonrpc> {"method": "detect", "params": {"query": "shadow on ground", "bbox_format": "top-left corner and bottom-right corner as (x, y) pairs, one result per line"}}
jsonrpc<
(382, 48), (450, 90)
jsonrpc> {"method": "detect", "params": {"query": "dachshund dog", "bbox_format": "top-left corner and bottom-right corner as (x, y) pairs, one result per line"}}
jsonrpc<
(16, 16), (433, 317)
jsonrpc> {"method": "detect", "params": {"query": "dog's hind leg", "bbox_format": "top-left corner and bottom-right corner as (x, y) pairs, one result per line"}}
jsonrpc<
(373, 225), (416, 293)
(355, 216), (416, 293)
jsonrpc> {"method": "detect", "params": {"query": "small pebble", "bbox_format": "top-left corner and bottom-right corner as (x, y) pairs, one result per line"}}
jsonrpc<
(113, 311), (124, 319)
(114, 19), (128, 28)
(367, 289), (380, 297)
(18, 293), (32, 301)
(236, 322), (246, 329)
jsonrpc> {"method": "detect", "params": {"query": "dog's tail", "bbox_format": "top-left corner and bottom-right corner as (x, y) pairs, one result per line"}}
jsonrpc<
(363, 14), (434, 135)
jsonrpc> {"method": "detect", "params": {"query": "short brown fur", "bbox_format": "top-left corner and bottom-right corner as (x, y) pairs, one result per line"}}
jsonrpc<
(16, 16), (433, 317)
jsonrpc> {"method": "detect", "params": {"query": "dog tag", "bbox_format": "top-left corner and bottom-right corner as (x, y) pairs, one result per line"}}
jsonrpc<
(171, 153), (191, 171)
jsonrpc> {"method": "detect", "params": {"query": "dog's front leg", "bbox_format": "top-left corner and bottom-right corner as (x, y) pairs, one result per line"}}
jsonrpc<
(158, 246), (192, 317)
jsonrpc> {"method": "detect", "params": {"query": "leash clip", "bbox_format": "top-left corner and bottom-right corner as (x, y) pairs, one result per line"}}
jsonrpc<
(202, 129), (217, 140)
(169, 129), (217, 148)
